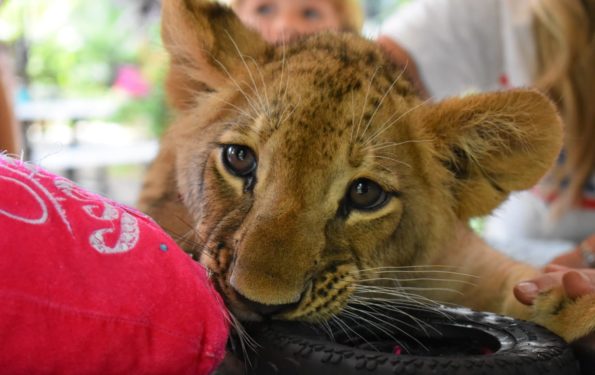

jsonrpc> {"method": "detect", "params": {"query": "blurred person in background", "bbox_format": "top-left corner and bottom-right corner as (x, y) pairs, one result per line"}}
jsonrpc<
(378, 0), (595, 302)
(229, 0), (363, 44)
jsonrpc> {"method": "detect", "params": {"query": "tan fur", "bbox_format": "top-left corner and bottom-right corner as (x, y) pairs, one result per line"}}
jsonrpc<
(138, 0), (594, 342)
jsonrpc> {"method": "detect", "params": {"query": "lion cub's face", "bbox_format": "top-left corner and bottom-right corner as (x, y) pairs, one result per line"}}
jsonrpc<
(182, 38), (431, 322)
(140, 1), (562, 322)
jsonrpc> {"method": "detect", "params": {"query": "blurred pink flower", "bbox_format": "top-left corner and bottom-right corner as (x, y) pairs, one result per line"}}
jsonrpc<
(113, 65), (151, 97)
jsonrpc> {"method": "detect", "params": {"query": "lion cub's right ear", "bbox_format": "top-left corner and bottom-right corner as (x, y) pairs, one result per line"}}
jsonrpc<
(422, 89), (563, 219)
(161, 0), (269, 110)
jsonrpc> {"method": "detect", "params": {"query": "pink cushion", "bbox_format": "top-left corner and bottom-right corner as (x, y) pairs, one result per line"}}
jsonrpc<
(0, 156), (228, 374)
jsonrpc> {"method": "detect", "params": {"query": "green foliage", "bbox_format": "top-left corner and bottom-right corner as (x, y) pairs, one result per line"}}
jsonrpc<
(0, 0), (412, 136)
(470, 217), (486, 235)
(1, 0), (168, 135)
(3, 0), (139, 94)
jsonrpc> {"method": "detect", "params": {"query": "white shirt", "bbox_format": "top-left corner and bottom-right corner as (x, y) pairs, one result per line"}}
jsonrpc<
(381, 0), (595, 264)
(381, 0), (536, 99)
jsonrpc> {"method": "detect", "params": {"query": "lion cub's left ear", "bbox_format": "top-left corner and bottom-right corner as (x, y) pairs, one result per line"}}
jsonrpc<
(161, 0), (269, 110)
(423, 89), (563, 219)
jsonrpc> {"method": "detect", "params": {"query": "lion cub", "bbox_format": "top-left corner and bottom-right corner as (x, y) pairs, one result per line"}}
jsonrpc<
(139, 0), (595, 342)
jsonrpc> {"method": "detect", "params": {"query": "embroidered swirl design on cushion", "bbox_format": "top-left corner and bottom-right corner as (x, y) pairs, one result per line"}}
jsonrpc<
(0, 156), (140, 255)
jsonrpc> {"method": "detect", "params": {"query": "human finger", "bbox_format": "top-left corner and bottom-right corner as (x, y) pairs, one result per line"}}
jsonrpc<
(562, 271), (595, 299)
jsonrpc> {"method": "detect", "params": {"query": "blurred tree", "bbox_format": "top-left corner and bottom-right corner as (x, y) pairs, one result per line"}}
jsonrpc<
(0, 0), (169, 135)
(0, 0), (411, 136)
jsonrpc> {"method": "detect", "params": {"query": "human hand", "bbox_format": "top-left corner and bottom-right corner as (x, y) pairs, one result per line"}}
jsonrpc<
(518, 264), (595, 373)
(550, 234), (595, 268)
(514, 264), (595, 306)
(515, 239), (595, 367)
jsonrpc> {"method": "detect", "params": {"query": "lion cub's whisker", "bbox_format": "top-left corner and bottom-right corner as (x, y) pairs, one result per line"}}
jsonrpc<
(226, 311), (259, 368)
(350, 290), (450, 310)
(356, 276), (476, 286)
(317, 320), (336, 343)
(360, 64), (409, 140)
(352, 286), (440, 310)
(345, 300), (436, 335)
(362, 138), (435, 154)
(277, 95), (302, 127)
(349, 91), (357, 144)
(353, 268), (479, 278)
(341, 304), (428, 352)
(359, 268), (478, 276)
(352, 285), (462, 312)
(224, 30), (271, 116)
(352, 66), (381, 143)
(353, 265), (477, 274)
(373, 155), (412, 169)
(211, 55), (263, 115)
(348, 295), (458, 335)
(339, 307), (417, 351)
(363, 97), (433, 146)
(349, 295), (442, 317)
(275, 42), (287, 104)
(210, 96), (258, 122)
(246, 54), (274, 117)
(329, 315), (373, 349)
(357, 265), (460, 270)
(156, 218), (208, 257)
(356, 283), (464, 296)
(344, 307), (420, 346)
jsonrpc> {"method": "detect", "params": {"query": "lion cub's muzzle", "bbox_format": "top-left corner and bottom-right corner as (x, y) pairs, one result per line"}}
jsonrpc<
(220, 209), (323, 320)
(227, 260), (312, 320)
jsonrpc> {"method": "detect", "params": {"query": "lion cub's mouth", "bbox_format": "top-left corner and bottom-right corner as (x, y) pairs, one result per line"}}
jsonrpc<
(202, 260), (357, 323)
(231, 286), (305, 321)
(213, 277), (310, 322)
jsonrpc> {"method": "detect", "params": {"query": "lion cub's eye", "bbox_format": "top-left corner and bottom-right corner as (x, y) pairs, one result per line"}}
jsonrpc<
(347, 178), (389, 211)
(222, 145), (257, 177)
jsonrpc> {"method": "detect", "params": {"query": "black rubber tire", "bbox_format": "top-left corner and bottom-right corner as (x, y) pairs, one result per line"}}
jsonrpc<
(234, 306), (579, 375)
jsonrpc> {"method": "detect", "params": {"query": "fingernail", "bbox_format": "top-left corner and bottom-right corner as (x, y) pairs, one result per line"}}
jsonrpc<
(516, 281), (539, 299)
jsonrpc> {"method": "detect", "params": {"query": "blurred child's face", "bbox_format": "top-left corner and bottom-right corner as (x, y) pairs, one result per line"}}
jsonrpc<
(234, 0), (342, 44)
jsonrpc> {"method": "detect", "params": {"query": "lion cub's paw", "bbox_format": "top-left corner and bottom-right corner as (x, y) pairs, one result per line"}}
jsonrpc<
(531, 287), (595, 342)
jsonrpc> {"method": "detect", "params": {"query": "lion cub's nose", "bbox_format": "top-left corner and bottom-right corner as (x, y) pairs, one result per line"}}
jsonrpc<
(234, 290), (300, 316)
